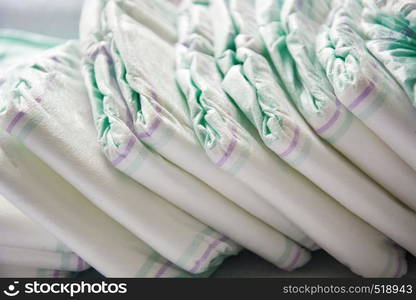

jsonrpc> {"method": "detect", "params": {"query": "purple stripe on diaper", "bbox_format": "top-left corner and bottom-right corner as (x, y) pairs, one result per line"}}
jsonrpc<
(215, 127), (237, 167)
(6, 111), (26, 133)
(394, 254), (404, 278)
(53, 270), (60, 278)
(111, 136), (137, 166)
(51, 56), (61, 63)
(155, 261), (173, 278)
(190, 236), (229, 274)
(315, 99), (341, 134)
(136, 116), (162, 139)
(77, 257), (84, 271)
(315, 110), (340, 134)
(285, 247), (302, 271)
(348, 82), (375, 111)
(88, 48), (99, 61)
(88, 43), (113, 65)
(278, 126), (300, 158)
(101, 46), (114, 65)
(5, 97), (42, 134)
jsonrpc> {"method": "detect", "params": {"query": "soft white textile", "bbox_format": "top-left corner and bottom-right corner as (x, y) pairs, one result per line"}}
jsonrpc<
(0, 41), (239, 275)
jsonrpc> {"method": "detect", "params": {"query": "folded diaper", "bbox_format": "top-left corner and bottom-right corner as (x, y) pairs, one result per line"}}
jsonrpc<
(176, 0), (314, 251)
(0, 0), (414, 279)
(0, 32), (197, 278)
(251, 0), (416, 256)
(80, 0), (311, 271)
(258, 0), (416, 214)
(0, 195), (71, 252)
(0, 132), (195, 278)
(0, 28), (206, 277)
(0, 40), (240, 275)
(117, 0), (180, 43)
(317, 0), (416, 171)
(0, 195), (89, 275)
(205, 0), (408, 277)
(0, 265), (71, 278)
(0, 246), (88, 272)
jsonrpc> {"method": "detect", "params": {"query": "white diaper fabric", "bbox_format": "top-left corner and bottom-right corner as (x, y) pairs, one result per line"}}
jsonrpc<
(111, 0), (179, 43)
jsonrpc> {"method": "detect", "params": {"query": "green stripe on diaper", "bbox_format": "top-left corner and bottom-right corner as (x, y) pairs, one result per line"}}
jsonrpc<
(379, 251), (394, 277)
(123, 144), (150, 175)
(357, 92), (386, 121)
(36, 268), (47, 277)
(288, 137), (312, 167)
(135, 251), (162, 277)
(175, 227), (216, 269)
(326, 111), (354, 144)
(147, 125), (175, 151)
(275, 238), (294, 266)
(60, 252), (71, 270)
(228, 144), (251, 175)
(136, 227), (219, 277)
(55, 241), (67, 253)
(122, 126), (176, 176)
(16, 117), (42, 141)
(0, 32), (63, 48)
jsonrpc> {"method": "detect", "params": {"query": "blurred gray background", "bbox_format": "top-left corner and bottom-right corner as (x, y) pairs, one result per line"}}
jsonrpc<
(0, 0), (84, 38)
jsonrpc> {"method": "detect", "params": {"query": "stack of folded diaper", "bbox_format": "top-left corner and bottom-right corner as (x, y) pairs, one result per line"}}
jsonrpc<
(0, 0), (415, 278)
(0, 195), (89, 277)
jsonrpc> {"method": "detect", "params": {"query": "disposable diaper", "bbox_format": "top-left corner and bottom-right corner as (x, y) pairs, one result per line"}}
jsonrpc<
(317, 0), (416, 171)
(214, 0), (409, 277)
(0, 195), (89, 276)
(0, 41), (239, 275)
(81, 0), (311, 270)
(253, 0), (416, 254)
(0, 131), (193, 278)
(176, 0), (313, 251)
